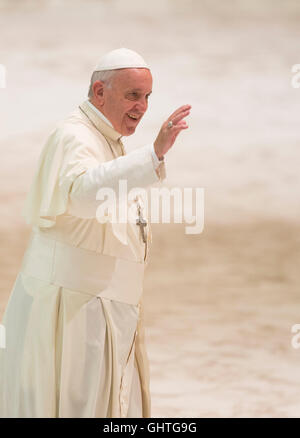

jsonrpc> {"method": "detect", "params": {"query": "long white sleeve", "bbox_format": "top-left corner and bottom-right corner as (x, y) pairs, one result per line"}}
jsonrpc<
(150, 144), (164, 169)
(66, 143), (165, 218)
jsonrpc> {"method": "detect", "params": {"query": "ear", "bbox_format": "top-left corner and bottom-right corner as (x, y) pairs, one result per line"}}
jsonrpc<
(93, 80), (105, 105)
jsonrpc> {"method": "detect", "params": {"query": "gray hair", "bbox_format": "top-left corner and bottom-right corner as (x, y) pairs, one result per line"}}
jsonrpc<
(87, 70), (118, 99)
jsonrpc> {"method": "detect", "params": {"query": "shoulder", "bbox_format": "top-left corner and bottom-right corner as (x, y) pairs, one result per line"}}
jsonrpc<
(45, 108), (107, 153)
(59, 108), (108, 145)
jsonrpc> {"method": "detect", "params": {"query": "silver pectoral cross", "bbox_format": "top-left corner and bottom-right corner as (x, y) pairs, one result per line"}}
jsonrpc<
(136, 204), (147, 244)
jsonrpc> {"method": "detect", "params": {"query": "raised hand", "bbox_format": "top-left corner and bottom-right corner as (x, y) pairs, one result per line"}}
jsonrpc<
(154, 104), (191, 159)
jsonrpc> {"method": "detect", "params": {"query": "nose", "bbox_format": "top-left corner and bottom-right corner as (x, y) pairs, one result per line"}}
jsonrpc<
(136, 97), (148, 114)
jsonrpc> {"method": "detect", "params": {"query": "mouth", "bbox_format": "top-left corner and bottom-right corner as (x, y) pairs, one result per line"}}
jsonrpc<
(127, 113), (141, 122)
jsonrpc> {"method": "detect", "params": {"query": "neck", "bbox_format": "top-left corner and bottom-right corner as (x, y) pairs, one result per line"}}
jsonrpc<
(89, 98), (108, 118)
(88, 99), (114, 130)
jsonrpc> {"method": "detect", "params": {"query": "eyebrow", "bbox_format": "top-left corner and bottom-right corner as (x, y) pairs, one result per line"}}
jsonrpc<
(126, 89), (152, 94)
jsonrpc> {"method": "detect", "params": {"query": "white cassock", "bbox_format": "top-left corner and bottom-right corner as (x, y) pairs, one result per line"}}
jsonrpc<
(0, 100), (166, 418)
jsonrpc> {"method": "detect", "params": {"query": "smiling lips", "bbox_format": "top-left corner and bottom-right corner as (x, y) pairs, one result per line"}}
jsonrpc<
(127, 113), (140, 121)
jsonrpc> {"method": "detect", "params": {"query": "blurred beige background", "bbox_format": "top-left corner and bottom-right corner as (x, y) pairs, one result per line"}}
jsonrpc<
(0, 0), (300, 417)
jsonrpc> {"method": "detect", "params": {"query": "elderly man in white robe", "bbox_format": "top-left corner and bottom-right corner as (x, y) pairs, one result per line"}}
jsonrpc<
(0, 48), (191, 418)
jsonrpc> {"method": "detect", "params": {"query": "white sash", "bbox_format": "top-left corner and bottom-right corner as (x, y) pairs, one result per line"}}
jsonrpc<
(20, 231), (145, 306)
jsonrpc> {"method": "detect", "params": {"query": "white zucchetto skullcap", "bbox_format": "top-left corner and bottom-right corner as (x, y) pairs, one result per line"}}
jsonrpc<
(94, 48), (150, 72)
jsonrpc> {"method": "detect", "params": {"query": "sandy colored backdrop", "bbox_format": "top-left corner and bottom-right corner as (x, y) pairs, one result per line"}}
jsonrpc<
(0, 0), (300, 417)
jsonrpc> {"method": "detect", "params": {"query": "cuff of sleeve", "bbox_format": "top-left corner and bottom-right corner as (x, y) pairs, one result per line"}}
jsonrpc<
(150, 144), (164, 169)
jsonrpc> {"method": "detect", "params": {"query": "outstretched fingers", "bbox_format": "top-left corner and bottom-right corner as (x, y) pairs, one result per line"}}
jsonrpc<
(172, 110), (190, 125)
(171, 117), (189, 130)
(154, 104), (191, 157)
(168, 104), (191, 121)
(169, 122), (189, 143)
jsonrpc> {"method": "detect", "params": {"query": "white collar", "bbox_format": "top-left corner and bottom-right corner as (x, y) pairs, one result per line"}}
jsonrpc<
(86, 100), (114, 129)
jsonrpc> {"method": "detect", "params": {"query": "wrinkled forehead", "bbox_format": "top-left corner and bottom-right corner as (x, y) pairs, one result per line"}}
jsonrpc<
(112, 68), (152, 90)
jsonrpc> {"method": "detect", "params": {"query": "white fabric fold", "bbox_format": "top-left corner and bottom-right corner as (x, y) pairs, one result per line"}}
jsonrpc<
(22, 111), (166, 246)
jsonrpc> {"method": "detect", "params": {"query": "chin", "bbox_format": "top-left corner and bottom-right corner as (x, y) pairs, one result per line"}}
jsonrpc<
(123, 127), (136, 136)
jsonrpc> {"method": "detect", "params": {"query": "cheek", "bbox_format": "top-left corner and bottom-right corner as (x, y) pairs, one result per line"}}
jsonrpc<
(122, 103), (133, 119)
(125, 102), (134, 112)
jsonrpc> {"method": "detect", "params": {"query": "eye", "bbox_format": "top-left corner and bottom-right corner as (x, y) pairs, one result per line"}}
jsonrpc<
(127, 92), (139, 100)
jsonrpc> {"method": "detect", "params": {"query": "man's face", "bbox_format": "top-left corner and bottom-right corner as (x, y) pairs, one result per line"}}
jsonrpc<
(100, 68), (153, 136)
